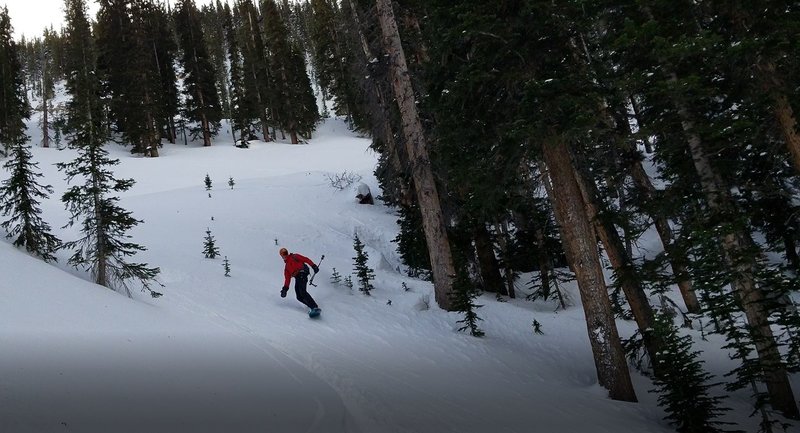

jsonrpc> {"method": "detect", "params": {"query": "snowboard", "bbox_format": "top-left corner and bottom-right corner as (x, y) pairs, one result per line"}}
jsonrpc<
(308, 308), (321, 318)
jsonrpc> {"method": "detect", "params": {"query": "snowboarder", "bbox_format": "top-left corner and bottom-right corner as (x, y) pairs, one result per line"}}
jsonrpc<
(279, 247), (321, 316)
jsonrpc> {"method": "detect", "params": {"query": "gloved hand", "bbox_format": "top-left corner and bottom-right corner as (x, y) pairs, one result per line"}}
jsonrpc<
(280, 286), (288, 298)
(312, 265), (319, 274)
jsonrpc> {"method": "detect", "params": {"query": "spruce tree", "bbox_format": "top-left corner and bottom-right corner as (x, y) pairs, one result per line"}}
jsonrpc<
(603, 0), (800, 418)
(39, 27), (58, 148)
(330, 267), (342, 285)
(200, 2), (231, 118)
(174, 0), (221, 146)
(449, 267), (484, 338)
(261, 0), (318, 143)
(222, 2), (257, 145)
(150, 1), (180, 144)
(352, 233), (374, 295)
(0, 7), (61, 262)
(95, 0), (171, 156)
(650, 312), (733, 433)
(222, 255), (231, 276)
(238, 0), (273, 141)
(60, 0), (161, 298)
(308, 0), (359, 119)
(203, 228), (220, 258)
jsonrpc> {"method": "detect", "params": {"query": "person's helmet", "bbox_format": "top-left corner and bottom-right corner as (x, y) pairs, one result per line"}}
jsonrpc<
(279, 247), (288, 257)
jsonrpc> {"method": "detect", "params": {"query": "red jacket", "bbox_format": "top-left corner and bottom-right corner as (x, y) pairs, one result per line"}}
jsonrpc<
(283, 253), (316, 287)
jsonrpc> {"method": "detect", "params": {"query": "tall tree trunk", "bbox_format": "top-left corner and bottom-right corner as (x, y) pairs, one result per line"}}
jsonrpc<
(627, 155), (700, 313)
(201, 112), (211, 146)
(495, 221), (516, 298)
(41, 97), (49, 148)
(144, 89), (159, 157)
(541, 136), (637, 402)
(676, 85), (799, 419)
(473, 224), (505, 294)
(572, 153), (664, 374)
(773, 93), (800, 174)
(376, 0), (456, 310)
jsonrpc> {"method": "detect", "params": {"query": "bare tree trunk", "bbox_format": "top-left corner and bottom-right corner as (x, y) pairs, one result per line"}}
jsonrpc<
(167, 117), (176, 144)
(473, 225), (505, 295)
(376, 0), (456, 310)
(676, 86), (799, 419)
(41, 98), (49, 148)
(572, 155), (664, 374)
(145, 90), (159, 157)
(771, 90), (800, 175)
(495, 221), (516, 298)
(201, 112), (211, 146)
(541, 136), (637, 402)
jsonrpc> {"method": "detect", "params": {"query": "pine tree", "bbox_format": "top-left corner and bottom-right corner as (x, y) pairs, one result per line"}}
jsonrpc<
(449, 267), (484, 337)
(174, 0), (221, 146)
(150, 1), (180, 144)
(227, 176), (235, 190)
(330, 267), (342, 285)
(204, 173), (212, 191)
(602, 0), (800, 417)
(352, 233), (374, 295)
(94, 0), (170, 156)
(39, 26), (58, 148)
(222, 255), (231, 276)
(203, 228), (220, 258)
(59, 0), (161, 298)
(261, 0), (318, 143)
(650, 312), (733, 433)
(200, 2), (231, 118)
(222, 2), (256, 146)
(238, 0), (273, 141)
(0, 7), (61, 262)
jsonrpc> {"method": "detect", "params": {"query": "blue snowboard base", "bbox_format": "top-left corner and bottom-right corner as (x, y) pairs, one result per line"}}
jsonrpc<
(309, 308), (321, 318)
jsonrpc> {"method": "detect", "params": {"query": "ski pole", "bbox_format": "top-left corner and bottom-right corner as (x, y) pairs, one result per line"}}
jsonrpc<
(309, 255), (325, 287)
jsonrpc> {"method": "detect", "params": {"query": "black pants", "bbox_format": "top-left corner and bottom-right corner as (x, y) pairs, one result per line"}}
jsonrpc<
(294, 271), (318, 309)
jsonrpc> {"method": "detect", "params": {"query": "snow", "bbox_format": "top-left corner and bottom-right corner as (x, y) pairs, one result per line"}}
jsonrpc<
(0, 113), (792, 432)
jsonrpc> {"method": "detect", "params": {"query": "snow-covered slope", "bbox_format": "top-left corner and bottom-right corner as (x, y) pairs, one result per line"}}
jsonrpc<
(0, 116), (780, 432)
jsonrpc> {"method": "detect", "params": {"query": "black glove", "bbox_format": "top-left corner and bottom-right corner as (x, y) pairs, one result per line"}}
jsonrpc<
(312, 265), (319, 274)
(280, 286), (288, 298)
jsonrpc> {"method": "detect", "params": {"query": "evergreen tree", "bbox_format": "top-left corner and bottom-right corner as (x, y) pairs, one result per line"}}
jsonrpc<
(261, 0), (319, 143)
(238, 0), (273, 141)
(203, 228), (220, 258)
(95, 0), (170, 156)
(204, 173), (212, 191)
(150, 1), (180, 144)
(307, 0), (361, 122)
(59, 0), (161, 298)
(650, 312), (733, 433)
(227, 176), (235, 190)
(603, 0), (800, 418)
(200, 2), (231, 118)
(174, 0), (221, 146)
(330, 267), (342, 285)
(222, 2), (257, 145)
(0, 7), (61, 262)
(39, 27), (58, 148)
(352, 233), (374, 295)
(222, 255), (231, 276)
(449, 266), (484, 338)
